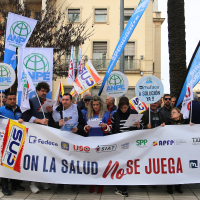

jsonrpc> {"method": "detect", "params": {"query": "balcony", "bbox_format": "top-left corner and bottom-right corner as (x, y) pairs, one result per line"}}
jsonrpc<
(54, 58), (141, 77)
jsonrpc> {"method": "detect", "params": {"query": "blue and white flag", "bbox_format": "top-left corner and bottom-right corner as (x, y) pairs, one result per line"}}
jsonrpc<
(176, 41), (200, 107)
(17, 47), (53, 106)
(98, 0), (150, 95)
(4, 12), (37, 70)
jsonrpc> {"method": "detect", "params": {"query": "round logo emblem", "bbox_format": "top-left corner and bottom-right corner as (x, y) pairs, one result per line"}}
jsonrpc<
(103, 71), (129, 97)
(23, 53), (49, 72)
(10, 21), (31, 38)
(135, 75), (164, 104)
(0, 63), (16, 90)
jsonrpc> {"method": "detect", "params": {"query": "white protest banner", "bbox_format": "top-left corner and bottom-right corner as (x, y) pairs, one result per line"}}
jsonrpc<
(1, 118), (200, 185)
(4, 12), (37, 70)
(103, 71), (129, 98)
(0, 63), (16, 90)
(135, 76), (164, 104)
(17, 48), (53, 105)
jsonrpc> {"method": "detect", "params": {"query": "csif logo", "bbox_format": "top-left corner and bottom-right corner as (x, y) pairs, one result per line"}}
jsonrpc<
(79, 65), (94, 87)
(7, 21), (31, 47)
(22, 53), (50, 82)
(29, 135), (58, 146)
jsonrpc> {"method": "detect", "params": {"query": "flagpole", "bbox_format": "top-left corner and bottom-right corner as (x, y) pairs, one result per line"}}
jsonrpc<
(1, 91), (2, 107)
(35, 92), (46, 120)
(149, 104), (151, 124)
(190, 100), (192, 123)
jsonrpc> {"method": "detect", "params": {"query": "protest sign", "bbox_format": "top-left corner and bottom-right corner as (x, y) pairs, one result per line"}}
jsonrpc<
(135, 76), (164, 104)
(103, 71), (129, 98)
(0, 63), (16, 90)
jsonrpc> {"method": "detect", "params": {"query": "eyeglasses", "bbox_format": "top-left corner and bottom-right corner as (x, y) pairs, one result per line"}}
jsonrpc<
(85, 100), (90, 103)
(164, 98), (171, 101)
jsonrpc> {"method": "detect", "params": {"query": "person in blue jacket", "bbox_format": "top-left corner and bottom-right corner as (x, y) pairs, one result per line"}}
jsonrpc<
(83, 95), (111, 193)
(81, 95), (92, 117)
(0, 92), (24, 196)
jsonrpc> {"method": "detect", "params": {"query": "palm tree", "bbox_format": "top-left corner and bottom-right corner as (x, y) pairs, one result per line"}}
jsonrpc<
(167, 0), (187, 97)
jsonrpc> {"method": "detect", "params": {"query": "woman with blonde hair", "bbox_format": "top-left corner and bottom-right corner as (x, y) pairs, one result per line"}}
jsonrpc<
(165, 107), (194, 194)
(83, 95), (111, 136)
(82, 95), (111, 193)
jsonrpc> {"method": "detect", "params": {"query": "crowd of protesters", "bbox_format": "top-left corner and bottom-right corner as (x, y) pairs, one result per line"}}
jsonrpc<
(0, 82), (197, 197)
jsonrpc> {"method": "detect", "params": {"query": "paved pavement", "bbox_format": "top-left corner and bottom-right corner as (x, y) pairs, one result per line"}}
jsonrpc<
(0, 182), (200, 200)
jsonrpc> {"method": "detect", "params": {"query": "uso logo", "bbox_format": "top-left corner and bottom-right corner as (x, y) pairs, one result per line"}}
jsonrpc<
(0, 120), (27, 173)
(73, 145), (90, 153)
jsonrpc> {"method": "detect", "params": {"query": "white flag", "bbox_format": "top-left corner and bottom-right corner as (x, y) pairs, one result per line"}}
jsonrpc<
(67, 46), (75, 85)
(181, 77), (194, 119)
(77, 48), (83, 75)
(20, 67), (35, 113)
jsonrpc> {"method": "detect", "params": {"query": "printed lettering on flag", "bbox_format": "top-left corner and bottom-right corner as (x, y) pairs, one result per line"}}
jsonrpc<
(0, 119), (28, 173)
(73, 60), (102, 95)
(129, 97), (147, 113)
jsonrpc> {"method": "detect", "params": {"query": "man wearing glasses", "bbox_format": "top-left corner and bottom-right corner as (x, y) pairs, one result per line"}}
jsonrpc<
(81, 95), (92, 117)
(159, 94), (172, 122)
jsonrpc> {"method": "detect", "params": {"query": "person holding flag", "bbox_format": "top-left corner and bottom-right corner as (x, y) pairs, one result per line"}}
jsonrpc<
(67, 46), (75, 85)
(22, 81), (53, 193)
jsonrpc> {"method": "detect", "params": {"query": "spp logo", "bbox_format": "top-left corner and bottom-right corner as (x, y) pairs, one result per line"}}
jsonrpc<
(153, 140), (175, 146)
(106, 73), (125, 92)
(22, 53), (50, 82)
(2, 126), (24, 168)
(7, 21), (31, 47)
(136, 139), (148, 148)
(73, 145), (90, 153)
(61, 142), (69, 151)
(95, 144), (117, 153)
(189, 160), (198, 168)
(29, 136), (58, 146)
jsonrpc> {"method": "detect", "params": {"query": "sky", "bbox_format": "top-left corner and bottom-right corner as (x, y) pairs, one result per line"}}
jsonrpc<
(158, 0), (200, 93)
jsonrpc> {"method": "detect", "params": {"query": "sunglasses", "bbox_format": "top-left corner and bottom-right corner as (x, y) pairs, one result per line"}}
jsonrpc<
(85, 100), (90, 102)
(164, 98), (171, 101)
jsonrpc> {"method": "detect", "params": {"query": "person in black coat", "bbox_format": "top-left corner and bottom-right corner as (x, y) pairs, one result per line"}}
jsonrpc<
(111, 97), (141, 197)
(165, 107), (194, 194)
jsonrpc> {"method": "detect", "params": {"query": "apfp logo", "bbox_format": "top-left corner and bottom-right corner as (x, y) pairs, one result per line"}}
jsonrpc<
(22, 53), (50, 82)
(7, 21), (31, 47)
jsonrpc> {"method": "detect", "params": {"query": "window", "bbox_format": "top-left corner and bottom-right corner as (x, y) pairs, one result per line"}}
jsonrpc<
(124, 42), (135, 70)
(95, 9), (107, 22)
(124, 8), (134, 21)
(93, 42), (107, 69)
(35, 12), (41, 21)
(68, 9), (80, 22)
